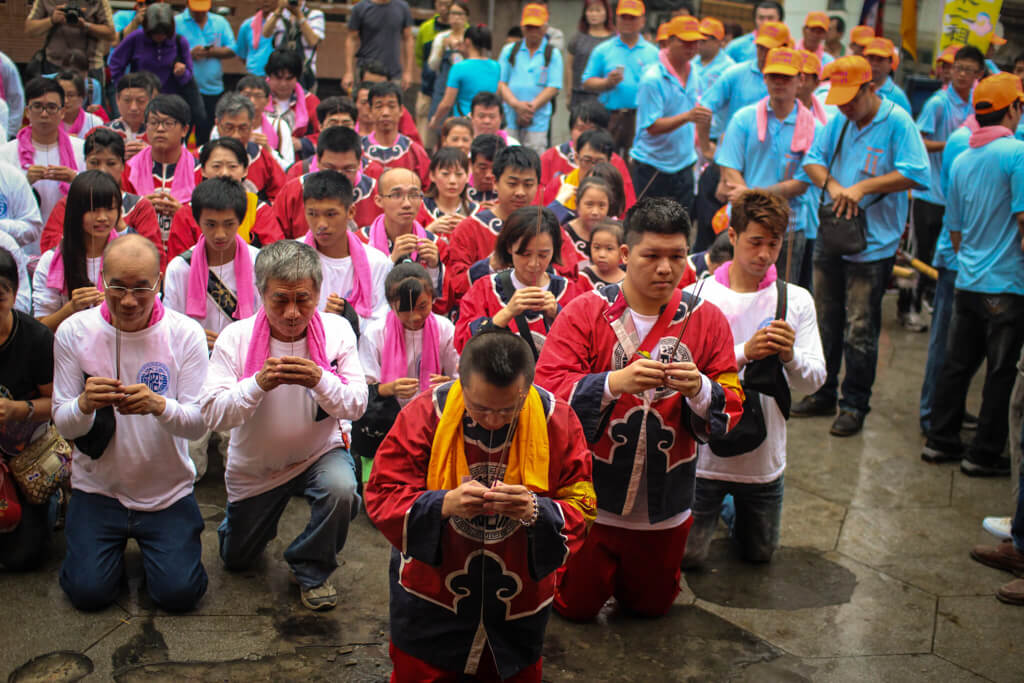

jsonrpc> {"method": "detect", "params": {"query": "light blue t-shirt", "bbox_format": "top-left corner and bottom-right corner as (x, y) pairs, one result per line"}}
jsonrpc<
(446, 58), (500, 117)
(632, 61), (704, 174)
(581, 35), (659, 112)
(932, 125), (971, 271)
(113, 10), (136, 35)
(877, 77), (911, 115)
(498, 38), (563, 133)
(915, 86), (972, 205)
(693, 49), (736, 139)
(797, 99), (930, 262)
(717, 99), (820, 231)
(947, 135), (1024, 294)
(235, 15), (276, 77)
(174, 10), (235, 96)
(702, 60), (767, 139)
(724, 32), (756, 63)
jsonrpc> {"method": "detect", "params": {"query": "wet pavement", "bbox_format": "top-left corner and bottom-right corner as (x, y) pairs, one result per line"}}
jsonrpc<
(3, 296), (1020, 682)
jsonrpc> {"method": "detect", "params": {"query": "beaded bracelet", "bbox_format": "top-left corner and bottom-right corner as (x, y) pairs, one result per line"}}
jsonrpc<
(520, 492), (539, 527)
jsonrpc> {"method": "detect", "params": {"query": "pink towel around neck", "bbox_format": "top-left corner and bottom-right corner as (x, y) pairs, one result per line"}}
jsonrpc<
(368, 213), (427, 260)
(302, 230), (374, 318)
(127, 144), (196, 202)
(100, 296), (165, 327)
(809, 95), (827, 124)
(715, 259), (778, 291)
(261, 114), (279, 152)
(380, 310), (440, 393)
(659, 48), (690, 88)
(242, 307), (346, 381)
(964, 115), (979, 133)
(969, 125), (1011, 147)
(46, 229), (117, 294)
(185, 234), (256, 321)
(251, 10), (264, 51)
(267, 82), (309, 133)
(756, 97), (816, 153)
(17, 124), (79, 194)
(68, 107), (87, 136)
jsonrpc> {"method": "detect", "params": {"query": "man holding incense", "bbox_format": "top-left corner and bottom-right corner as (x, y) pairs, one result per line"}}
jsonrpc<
(535, 197), (744, 620)
(365, 330), (595, 682)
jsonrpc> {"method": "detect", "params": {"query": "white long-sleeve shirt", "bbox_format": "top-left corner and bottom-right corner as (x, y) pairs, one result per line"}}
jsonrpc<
(32, 249), (103, 318)
(201, 313), (369, 502)
(163, 244), (262, 334)
(0, 160), (43, 250)
(52, 307), (209, 511)
(358, 313), (460, 407)
(0, 229), (30, 314)
(314, 240), (393, 328)
(693, 277), (826, 483)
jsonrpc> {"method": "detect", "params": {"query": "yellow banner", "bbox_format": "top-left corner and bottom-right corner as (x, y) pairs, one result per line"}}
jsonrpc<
(939, 0), (1004, 53)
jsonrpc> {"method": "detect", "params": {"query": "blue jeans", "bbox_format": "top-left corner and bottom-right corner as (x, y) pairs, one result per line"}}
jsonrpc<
(682, 475), (784, 566)
(218, 448), (360, 589)
(0, 495), (55, 571)
(920, 267), (958, 433)
(60, 491), (207, 612)
(811, 249), (896, 415)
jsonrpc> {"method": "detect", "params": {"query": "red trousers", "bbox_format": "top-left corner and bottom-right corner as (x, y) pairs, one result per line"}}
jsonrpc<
(554, 517), (693, 620)
(389, 642), (542, 683)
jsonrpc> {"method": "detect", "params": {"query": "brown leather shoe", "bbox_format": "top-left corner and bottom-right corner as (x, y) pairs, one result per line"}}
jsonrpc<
(996, 578), (1024, 605)
(971, 540), (1024, 576)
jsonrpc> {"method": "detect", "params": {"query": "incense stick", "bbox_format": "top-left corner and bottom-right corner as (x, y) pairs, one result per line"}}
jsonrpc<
(669, 275), (706, 361)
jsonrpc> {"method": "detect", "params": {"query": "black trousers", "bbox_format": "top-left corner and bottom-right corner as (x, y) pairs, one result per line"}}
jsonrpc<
(631, 160), (695, 218)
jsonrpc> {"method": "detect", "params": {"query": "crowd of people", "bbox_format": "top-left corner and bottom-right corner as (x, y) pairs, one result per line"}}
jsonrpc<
(2, 0), (1024, 680)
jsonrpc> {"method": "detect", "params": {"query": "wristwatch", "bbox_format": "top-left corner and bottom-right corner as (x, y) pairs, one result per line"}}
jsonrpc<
(24, 400), (35, 421)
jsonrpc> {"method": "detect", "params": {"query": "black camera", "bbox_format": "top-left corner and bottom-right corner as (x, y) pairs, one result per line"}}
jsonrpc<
(289, 0), (299, 6)
(64, 0), (82, 25)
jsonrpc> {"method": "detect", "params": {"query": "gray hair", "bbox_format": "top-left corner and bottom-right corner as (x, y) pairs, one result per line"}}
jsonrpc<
(215, 92), (256, 122)
(254, 240), (323, 294)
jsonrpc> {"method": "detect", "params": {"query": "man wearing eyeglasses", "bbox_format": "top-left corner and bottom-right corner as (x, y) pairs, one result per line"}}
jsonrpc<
(365, 329), (595, 681)
(210, 93), (287, 203)
(357, 167), (443, 293)
(52, 234), (210, 613)
(0, 77), (84, 252)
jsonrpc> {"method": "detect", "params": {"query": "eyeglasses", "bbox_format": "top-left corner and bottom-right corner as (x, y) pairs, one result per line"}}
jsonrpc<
(103, 279), (160, 298)
(463, 394), (525, 419)
(218, 122), (251, 135)
(384, 189), (424, 201)
(951, 64), (979, 74)
(579, 154), (607, 166)
(147, 117), (181, 130)
(28, 102), (61, 114)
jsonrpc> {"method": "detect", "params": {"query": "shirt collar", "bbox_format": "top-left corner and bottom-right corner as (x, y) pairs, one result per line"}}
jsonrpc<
(766, 99), (799, 124)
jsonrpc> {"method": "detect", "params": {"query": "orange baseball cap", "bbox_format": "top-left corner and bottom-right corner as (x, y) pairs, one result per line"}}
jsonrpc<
(666, 16), (703, 42)
(188, 0), (211, 10)
(805, 11), (829, 30)
(617, 0), (645, 16)
(521, 3), (548, 26)
(656, 21), (671, 42)
(755, 21), (792, 49)
(936, 43), (962, 65)
(699, 17), (725, 41)
(850, 25), (876, 46)
(799, 49), (822, 78)
(825, 56), (873, 105)
(973, 72), (1024, 114)
(763, 47), (801, 76)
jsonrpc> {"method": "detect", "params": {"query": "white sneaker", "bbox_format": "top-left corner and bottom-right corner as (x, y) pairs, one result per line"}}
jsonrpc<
(982, 516), (1012, 541)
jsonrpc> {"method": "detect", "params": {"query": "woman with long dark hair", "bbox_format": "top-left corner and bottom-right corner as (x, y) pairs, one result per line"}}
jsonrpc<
(33, 171), (123, 332)
(566, 0), (614, 110)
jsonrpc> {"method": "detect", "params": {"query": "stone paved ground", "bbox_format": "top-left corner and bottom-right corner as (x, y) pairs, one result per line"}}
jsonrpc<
(4, 296), (1020, 682)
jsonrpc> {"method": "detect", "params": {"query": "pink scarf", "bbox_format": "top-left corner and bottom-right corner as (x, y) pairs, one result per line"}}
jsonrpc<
(496, 129), (509, 143)
(302, 230), (374, 318)
(659, 48), (690, 88)
(185, 235), (256, 320)
(267, 82), (309, 134)
(68, 107), (87, 136)
(17, 124), (79, 194)
(46, 230), (117, 294)
(127, 144), (196, 202)
(757, 98), (816, 153)
(969, 125), (1013, 148)
(251, 10), (264, 51)
(242, 308), (345, 380)
(808, 95), (827, 124)
(715, 260), (778, 290)
(380, 310), (440, 393)
(964, 115), (980, 133)
(261, 114), (280, 152)
(368, 213), (427, 260)
(100, 296), (165, 327)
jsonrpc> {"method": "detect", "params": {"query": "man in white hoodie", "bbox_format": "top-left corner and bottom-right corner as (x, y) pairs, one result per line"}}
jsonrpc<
(53, 234), (209, 612)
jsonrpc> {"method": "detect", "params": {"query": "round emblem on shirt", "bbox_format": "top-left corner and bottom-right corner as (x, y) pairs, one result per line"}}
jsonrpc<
(0, 194), (8, 219)
(137, 362), (171, 395)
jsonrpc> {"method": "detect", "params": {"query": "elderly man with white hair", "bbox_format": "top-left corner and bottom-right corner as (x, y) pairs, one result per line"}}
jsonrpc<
(53, 233), (210, 612)
(201, 239), (368, 611)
